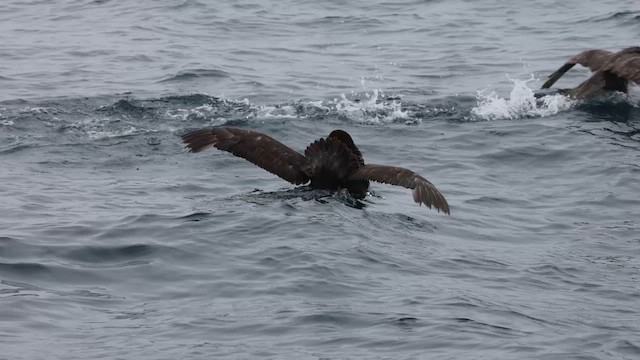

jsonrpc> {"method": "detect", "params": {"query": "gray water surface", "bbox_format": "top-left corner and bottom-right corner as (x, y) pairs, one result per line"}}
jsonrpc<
(1, 0), (640, 359)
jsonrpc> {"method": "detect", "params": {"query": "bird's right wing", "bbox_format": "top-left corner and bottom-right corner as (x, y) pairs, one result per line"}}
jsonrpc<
(181, 128), (310, 185)
(350, 164), (450, 214)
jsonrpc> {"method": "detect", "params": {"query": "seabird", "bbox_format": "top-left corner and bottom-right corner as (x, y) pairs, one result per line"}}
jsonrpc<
(539, 46), (640, 99)
(181, 128), (450, 214)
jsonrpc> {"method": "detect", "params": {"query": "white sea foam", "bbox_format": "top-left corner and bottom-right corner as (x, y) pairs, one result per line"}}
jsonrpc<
(86, 126), (141, 140)
(70, 116), (154, 140)
(257, 104), (298, 119)
(165, 103), (219, 122)
(627, 85), (640, 107)
(204, 90), (412, 124)
(0, 107), (10, 126)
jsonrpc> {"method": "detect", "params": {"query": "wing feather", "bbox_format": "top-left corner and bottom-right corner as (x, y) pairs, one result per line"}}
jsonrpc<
(350, 164), (450, 214)
(181, 127), (310, 185)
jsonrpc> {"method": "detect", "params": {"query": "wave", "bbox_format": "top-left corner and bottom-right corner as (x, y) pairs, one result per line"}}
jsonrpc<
(159, 69), (232, 83)
(573, 10), (640, 24)
(3, 85), (638, 152)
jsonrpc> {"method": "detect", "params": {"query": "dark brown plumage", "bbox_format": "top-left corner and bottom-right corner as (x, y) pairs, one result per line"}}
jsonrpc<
(541, 47), (640, 99)
(181, 128), (450, 214)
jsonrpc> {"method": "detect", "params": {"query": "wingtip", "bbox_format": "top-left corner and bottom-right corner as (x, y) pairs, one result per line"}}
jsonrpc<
(434, 203), (451, 216)
(411, 183), (450, 215)
(180, 128), (218, 153)
(541, 62), (577, 89)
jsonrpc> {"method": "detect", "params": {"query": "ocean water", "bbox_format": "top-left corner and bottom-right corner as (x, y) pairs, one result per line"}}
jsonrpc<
(2, 0), (640, 359)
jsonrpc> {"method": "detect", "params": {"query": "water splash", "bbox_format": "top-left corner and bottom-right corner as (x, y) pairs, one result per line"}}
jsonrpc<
(165, 104), (219, 122)
(329, 90), (410, 124)
(255, 104), (299, 119)
(471, 75), (576, 121)
(0, 107), (12, 126)
(626, 85), (640, 107)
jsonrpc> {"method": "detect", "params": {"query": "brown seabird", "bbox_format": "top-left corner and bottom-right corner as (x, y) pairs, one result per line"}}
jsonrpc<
(181, 128), (450, 214)
(540, 47), (640, 99)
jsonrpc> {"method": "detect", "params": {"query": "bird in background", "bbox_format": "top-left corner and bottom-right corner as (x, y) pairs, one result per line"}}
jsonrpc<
(539, 46), (640, 99)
